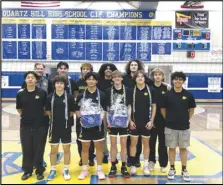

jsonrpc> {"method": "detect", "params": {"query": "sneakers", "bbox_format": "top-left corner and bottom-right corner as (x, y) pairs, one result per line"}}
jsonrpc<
(143, 166), (150, 176)
(108, 166), (117, 178)
(47, 170), (56, 181)
(78, 169), (89, 180)
(63, 170), (71, 181)
(148, 161), (155, 171)
(161, 167), (167, 173)
(130, 166), (137, 175)
(21, 173), (32, 181)
(167, 169), (176, 180)
(36, 173), (44, 181)
(97, 169), (106, 180)
(121, 166), (131, 178)
(182, 170), (190, 182)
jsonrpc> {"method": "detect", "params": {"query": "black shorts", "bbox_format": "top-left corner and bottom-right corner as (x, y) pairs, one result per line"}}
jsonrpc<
(49, 124), (72, 145)
(78, 125), (105, 143)
(129, 125), (151, 138)
(108, 128), (129, 137)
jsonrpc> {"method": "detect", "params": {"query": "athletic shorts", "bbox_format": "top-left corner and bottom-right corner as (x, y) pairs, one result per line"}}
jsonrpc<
(164, 127), (191, 148)
(49, 124), (72, 145)
(78, 125), (105, 143)
(108, 127), (129, 137)
(129, 125), (151, 138)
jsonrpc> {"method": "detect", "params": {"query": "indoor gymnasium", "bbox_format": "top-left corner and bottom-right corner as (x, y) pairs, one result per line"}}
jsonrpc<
(1, 1), (222, 184)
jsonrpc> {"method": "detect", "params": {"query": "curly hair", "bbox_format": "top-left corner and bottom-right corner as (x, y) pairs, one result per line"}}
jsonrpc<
(98, 63), (117, 79)
(125, 59), (145, 75)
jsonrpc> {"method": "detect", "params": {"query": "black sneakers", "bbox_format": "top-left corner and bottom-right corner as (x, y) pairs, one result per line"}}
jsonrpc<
(108, 166), (117, 178)
(21, 173), (32, 181)
(121, 166), (131, 178)
(37, 173), (44, 181)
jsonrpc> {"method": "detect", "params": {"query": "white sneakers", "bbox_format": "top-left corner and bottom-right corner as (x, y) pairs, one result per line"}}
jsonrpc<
(130, 166), (137, 175)
(97, 170), (106, 180)
(63, 170), (71, 181)
(78, 170), (89, 180)
(143, 166), (150, 176)
(148, 161), (155, 171)
(161, 167), (167, 173)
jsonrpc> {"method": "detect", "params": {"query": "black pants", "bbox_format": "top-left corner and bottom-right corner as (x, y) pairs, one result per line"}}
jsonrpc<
(149, 126), (168, 167)
(127, 135), (142, 160)
(20, 125), (47, 174)
(42, 117), (49, 162)
(76, 118), (95, 160)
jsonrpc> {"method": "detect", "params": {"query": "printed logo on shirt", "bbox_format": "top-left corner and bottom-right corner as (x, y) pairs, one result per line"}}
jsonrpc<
(144, 92), (148, 96)
(96, 97), (99, 100)
(162, 91), (166, 94)
(63, 99), (65, 103)
(182, 96), (187, 100)
(43, 82), (47, 86)
(35, 95), (40, 99)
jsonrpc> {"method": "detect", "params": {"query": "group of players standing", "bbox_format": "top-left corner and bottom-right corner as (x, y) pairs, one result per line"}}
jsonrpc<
(16, 59), (196, 182)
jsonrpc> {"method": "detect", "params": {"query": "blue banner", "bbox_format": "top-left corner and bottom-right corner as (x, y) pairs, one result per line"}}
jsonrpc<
(86, 25), (103, 40)
(2, 9), (156, 19)
(137, 26), (152, 40)
(32, 41), (47, 60)
(103, 43), (119, 61)
(152, 43), (172, 55)
(120, 26), (137, 40)
(3, 41), (17, 59)
(137, 43), (151, 61)
(18, 24), (30, 39)
(52, 42), (69, 60)
(69, 42), (85, 60)
(69, 25), (85, 39)
(103, 26), (120, 40)
(120, 43), (136, 61)
(2, 24), (16, 38)
(18, 41), (30, 59)
(86, 42), (102, 61)
(52, 24), (69, 39)
(32, 24), (46, 39)
(152, 26), (172, 40)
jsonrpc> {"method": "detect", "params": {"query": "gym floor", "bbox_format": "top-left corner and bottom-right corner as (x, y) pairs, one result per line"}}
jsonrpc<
(1, 103), (222, 184)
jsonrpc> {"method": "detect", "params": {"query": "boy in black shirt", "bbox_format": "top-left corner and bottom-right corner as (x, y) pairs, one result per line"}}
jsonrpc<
(16, 71), (47, 181)
(98, 63), (118, 163)
(106, 70), (132, 178)
(76, 72), (107, 181)
(129, 70), (156, 176)
(148, 68), (168, 173)
(74, 63), (96, 167)
(161, 72), (196, 182)
(46, 76), (75, 181)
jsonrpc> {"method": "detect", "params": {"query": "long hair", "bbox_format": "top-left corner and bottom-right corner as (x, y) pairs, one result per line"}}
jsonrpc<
(98, 63), (117, 79)
(125, 59), (145, 75)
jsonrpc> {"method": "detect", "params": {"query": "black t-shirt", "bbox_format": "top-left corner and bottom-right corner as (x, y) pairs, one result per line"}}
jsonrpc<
(74, 78), (87, 93)
(160, 88), (196, 130)
(123, 74), (154, 89)
(105, 86), (132, 109)
(16, 87), (47, 128)
(131, 86), (156, 126)
(49, 77), (77, 95)
(45, 92), (75, 126)
(98, 78), (113, 93)
(152, 83), (168, 128)
(75, 89), (107, 112)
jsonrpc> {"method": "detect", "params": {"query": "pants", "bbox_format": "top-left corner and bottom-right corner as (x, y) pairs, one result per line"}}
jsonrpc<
(20, 125), (47, 174)
(42, 117), (49, 161)
(103, 119), (109, 156)
(127, 135), (142, 160)
(149, 127), (168, 167)
(76, 118), (95, 160)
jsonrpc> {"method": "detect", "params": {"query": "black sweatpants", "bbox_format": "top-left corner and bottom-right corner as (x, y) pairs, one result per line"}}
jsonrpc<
(20, 125), (48, 174)
(42, 116), (49, 162)
(149, 126), (168, 167)
(76, 118), (95, 160)
(127, 135), (142, 160)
